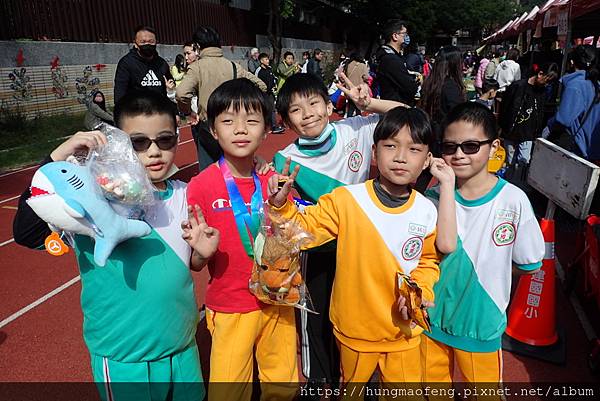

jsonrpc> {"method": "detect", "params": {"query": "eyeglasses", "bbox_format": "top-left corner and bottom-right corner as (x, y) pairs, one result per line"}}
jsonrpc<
(130, 135), (178, 152)
(440, 139), (493, 155)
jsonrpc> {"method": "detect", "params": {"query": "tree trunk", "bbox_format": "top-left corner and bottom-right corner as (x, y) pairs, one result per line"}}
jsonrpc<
(267, 0), (283, 65)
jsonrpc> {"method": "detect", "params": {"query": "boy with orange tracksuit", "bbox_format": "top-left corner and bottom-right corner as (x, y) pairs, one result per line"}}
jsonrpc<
(267, 107), (440, 390)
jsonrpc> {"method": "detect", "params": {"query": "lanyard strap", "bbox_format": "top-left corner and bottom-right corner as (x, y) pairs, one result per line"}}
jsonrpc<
(218, 157), (263, 258)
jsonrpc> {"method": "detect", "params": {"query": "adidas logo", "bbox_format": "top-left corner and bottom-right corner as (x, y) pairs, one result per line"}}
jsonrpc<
(141, 70), (162, 87)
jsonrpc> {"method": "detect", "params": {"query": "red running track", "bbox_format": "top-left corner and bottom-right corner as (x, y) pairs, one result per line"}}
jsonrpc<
(0, 122), (597, 386)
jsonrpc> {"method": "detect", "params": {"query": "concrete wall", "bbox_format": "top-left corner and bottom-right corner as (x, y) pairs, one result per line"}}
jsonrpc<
(0, 36), (343, 119)
(0, 40), (255, 68)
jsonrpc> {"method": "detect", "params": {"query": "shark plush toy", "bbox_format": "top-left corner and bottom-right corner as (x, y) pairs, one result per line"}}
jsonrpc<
(26, 161), (152, 266)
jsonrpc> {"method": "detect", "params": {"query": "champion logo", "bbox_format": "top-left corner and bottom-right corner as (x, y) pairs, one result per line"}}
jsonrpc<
(212, 198), (231, 209)
(141, 70), (162, 87)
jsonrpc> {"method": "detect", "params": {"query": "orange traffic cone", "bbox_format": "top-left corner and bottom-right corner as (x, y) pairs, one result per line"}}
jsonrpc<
(502, 218), (566, 363)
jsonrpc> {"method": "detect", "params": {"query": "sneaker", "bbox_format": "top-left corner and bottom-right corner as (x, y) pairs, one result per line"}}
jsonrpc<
(271, 125), (286, 134)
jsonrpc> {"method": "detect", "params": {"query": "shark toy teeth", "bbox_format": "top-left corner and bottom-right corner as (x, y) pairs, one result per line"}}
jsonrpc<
(26, 161), (152, 266)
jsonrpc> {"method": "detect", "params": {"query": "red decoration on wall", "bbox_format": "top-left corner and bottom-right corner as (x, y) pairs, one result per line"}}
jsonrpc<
(94, 64), (107, 72)
(16, 49), (25, 66)
(50, 56), (60, 70)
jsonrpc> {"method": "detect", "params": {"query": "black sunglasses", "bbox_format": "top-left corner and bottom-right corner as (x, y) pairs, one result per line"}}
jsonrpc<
(130, 134), (178, 152)
(440, 139), (494, 155)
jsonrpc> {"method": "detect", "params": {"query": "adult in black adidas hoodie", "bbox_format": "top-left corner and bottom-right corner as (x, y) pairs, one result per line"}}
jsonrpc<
(114, 26), (173, 104)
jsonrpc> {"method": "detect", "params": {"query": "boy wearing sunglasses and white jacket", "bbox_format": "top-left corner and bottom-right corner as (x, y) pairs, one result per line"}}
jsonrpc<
(12, 91), (224, 401)
(423, 102), (544, 387)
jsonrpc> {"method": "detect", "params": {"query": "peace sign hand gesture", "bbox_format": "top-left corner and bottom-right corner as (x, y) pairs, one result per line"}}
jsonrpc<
(336, 72), (372, 111)
(267, 157), (300, 208)
(182, 205), (220, 263)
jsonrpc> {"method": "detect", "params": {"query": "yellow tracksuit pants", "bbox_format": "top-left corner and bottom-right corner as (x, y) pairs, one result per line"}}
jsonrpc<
(206, 305), (298, 401)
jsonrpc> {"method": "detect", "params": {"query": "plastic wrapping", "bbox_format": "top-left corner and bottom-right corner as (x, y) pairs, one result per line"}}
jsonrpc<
(87, 123), (156, 218)
(249, 208), (316, 313)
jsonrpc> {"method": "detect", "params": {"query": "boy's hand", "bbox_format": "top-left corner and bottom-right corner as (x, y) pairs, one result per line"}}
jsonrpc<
(181, 205), (220, 259)
(267, 157), (299, 208)
(50, 130), (107, 161)
(336, 72), (371, 111)
(397, 296), (434, 329)
(429, 158), (455, 187)
(254, 155), (274, 175)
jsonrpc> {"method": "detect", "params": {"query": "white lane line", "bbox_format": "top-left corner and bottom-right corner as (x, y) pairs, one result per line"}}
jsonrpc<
(0, 165), (38, 178)
(0, 275), (81, 329)
(0, 238), (15, 247)
(178, 161), (199, 170)
(0, 195), (21, 204)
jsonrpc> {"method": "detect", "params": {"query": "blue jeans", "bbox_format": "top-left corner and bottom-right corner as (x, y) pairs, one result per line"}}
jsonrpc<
(504, 139), (533, 187)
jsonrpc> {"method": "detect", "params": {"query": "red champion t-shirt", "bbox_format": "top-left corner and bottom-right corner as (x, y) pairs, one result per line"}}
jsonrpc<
(187, 163), (276, 313)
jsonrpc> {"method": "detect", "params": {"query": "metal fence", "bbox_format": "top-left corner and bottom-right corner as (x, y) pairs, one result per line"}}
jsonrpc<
(0, 0), (259, 45)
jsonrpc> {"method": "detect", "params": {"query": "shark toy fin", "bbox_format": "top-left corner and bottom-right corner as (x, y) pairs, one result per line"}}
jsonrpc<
(63, 198), (86, 219)
(92, 219), (152, 267)
(125, 219), (152, 239)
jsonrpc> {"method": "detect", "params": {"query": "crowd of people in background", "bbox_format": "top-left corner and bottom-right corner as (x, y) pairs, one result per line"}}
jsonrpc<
(107, 22), (600, 183)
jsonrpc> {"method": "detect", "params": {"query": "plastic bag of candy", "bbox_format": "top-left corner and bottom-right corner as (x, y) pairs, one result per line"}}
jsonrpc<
(87, 123), (156, 218)
(249, 208), (316, 313)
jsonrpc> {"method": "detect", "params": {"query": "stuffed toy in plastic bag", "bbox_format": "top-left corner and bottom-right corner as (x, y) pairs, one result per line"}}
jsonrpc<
(249, 209), (316, 312)
(26, 124), (155, 266)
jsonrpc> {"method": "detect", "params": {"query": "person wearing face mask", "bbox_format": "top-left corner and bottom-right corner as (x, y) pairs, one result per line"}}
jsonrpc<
(114, 25), (174, 104)
(373, 19), (418, 106)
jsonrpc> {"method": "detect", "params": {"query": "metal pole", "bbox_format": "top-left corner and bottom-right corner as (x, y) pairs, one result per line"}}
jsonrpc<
(558, 1), (574, 98)
(545, 198), (557, 220)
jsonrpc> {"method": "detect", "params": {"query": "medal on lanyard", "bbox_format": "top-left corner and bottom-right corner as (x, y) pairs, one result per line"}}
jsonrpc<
(219, 157), (264, 257)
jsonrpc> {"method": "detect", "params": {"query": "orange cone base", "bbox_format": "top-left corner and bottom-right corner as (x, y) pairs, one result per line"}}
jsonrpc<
(502, 327), (566, 365)
(505, 260), (558, 346)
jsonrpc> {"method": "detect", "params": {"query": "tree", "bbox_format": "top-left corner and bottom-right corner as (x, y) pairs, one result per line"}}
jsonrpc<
(340, 0), (521, 48)
(267, 0), (294, 65)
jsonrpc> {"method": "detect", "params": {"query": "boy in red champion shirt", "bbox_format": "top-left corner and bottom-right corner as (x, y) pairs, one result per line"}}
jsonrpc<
(186, 78), (297, 400)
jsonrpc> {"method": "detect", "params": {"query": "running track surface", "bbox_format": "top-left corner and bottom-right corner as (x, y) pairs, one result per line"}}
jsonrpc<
(0, 123), (596, 385)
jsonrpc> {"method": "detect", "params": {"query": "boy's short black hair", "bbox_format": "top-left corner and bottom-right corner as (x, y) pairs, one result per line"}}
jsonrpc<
(482, 78), (499, 93)
(114, 90), (177, 131)
(276, 73), (329, 123)
(443, 102), (498, 140)
(373, 107), (433, 146)
(258, 53), (269, 60)
(207, 78), (272, 129)
(283, 51), (294, 59)
(313, 48), (322, 57)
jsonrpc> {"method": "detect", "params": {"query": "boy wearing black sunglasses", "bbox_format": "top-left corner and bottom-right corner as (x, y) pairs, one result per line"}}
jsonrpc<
(13, 91), (215, 401)
(421, 102), (544, 387)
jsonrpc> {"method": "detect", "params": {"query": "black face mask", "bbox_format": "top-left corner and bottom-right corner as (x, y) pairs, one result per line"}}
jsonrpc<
(138, 44), (156, 58)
